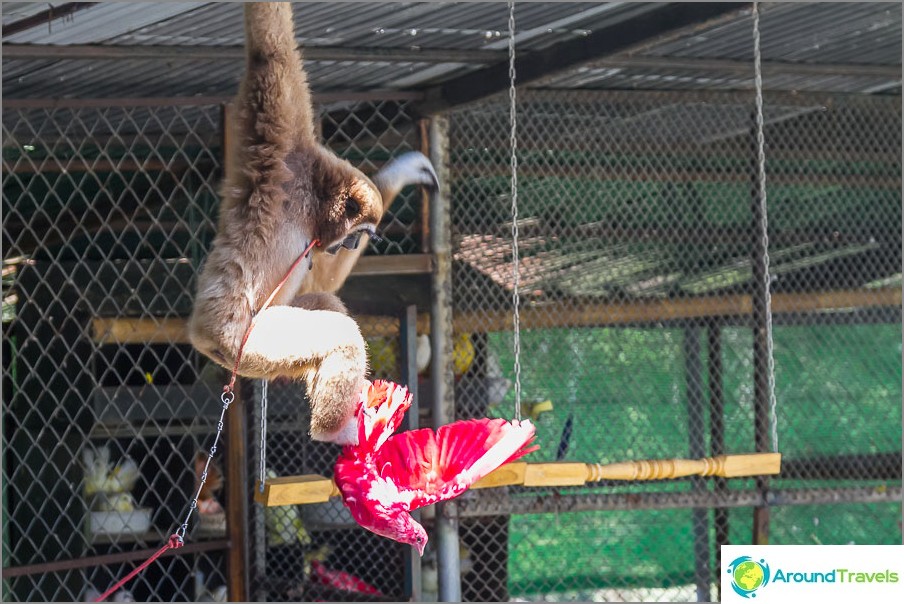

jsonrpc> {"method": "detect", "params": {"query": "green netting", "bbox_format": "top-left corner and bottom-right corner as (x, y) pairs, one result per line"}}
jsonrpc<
(485, 323), (902, 595)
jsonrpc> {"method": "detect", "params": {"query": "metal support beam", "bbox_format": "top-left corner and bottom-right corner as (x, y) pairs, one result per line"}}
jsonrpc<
(708, 325), (728, 602)
(455, 485), (903, 518)
(2, 90), (424, 109)
(428, 115), (461, 602)
(593, 54), (903, 81)
(399, 305), (422, 602)
(1, 42), (506, 64)
(416, 3), (743, 113)
(684, 327), (710, 602)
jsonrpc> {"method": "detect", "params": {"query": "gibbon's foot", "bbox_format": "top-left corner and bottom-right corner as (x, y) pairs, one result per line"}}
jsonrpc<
(372, 151), (439, 202)
(306, 346), (368, 445)
(237, 305), (367, 444)
(312, 384), (364, 445)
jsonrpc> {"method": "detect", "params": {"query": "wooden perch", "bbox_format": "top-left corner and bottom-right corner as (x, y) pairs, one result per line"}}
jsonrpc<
(254, 452), (781, 507)
(473, 452), (782, 488)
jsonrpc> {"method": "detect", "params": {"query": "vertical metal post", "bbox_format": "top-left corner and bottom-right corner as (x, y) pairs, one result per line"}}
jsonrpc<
(428, 115), (462, 602)
(250, 381), (267, 602)
(708, 324), (728, 602)
(684, 327), (710, 602)
(750, 110), (772, 545)
(399, 305), (422, 602)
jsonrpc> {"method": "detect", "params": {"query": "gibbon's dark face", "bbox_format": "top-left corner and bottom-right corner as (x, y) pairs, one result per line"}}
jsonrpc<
(297, 149), (384, 252)
(322, 175), (383, 255)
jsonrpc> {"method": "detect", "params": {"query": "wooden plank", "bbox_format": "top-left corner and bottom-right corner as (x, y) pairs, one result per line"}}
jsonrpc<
(352, 254), (432, 276)
(586, 453), (781, 481)
(471, 462), (527, 489)
(92, 288), (902, 344)
(89, 314), (416, 343)
(722, 453), (782, 478)
(523, 463), (588, 487)
(92, 317), (189, 345)
(225, 383), (248, 601)
(453, 288), (902, 333)
(254, 475), (339, 507)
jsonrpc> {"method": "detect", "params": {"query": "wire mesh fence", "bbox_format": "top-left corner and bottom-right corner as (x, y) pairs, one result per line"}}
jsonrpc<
(2, 102), (227, 602)
(1, 87), (900, 603)
(1, 98), (424, 602)
(447, 89), (902, 602)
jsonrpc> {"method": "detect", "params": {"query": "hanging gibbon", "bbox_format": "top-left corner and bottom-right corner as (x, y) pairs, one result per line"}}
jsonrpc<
(189, 2), (437, 444)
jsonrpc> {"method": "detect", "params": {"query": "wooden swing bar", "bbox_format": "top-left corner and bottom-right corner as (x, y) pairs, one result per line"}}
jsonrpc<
(254, 452), (781, 507)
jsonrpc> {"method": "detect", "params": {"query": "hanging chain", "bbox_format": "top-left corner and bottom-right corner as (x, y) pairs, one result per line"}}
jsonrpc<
(98, 200), (322, 601)
(752, 2), (778, 453)
(175, 388), (234, 542)
(176, 239), (319, 538)
(259, 378), (268, 493)
(508, 0), (522, 422)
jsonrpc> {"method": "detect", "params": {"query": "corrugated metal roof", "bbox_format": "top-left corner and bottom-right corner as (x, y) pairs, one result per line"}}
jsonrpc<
(1, 2), (65, 26)
(4, 57), (434, 99)
(3, 3), (204, 44)
(644, 2), (902, 66)
(545, 65), (900, 95)
(3, 2), (650, 49)
(1, 2), (900, 99)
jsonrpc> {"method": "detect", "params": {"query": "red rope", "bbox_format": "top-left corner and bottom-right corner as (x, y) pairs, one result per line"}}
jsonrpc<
(93, 535), (182, 602)
(93, 240), (320, 602)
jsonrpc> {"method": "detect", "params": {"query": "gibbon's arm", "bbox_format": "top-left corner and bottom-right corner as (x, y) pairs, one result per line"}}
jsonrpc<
(226, 2), (313, 195)
(190, 2), (437, 445)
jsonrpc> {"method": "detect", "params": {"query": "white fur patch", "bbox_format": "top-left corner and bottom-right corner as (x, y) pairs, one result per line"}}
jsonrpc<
(311, 415), (359, 445)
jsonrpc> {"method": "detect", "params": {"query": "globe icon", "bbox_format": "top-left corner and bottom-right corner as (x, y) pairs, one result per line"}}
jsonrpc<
(733, 560), (765, 592)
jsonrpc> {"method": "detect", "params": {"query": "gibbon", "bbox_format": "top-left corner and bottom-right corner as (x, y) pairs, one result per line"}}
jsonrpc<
(189, 2), (437, 444)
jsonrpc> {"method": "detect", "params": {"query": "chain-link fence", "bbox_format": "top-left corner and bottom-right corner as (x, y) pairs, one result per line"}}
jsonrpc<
(1, 98), (425, 602)
(2, 102), (227, 602)
(447, 89), (902, 602)
(2, 88), (901, 603)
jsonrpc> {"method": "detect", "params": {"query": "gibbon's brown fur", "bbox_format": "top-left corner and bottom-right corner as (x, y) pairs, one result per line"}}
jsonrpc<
(189, 2), (437, 443)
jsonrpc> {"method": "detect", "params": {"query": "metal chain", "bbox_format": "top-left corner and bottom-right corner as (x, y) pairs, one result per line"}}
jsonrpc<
(508, 0), (522, 422)
(259, 379), (268, 493)
(175, 388), (234, 542)
(752, 1), (778, 453)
